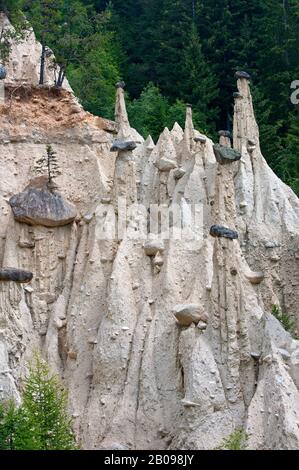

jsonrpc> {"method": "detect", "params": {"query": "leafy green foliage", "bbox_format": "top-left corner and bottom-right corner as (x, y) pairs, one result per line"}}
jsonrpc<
(216, 429), (247, 450)
(271, 305), (297, 338)
(128, 83), (169, 141)
(128, 82), (209, 141)
(0, 356), (77, 450)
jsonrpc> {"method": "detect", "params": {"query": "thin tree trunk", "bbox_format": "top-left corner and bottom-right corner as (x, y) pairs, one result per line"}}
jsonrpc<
(48, 154), (51, 185)
(56, 66), (66, 88)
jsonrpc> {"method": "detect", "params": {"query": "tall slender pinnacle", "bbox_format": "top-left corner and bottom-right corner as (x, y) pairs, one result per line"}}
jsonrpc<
(115, 81), (131, 139)
(233, 72), (259, 153)
(184, 104), (194, 151)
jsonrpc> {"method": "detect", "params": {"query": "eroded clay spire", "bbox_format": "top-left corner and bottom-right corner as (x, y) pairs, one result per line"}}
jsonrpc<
(233, 70), (259, 153)
(184, 104), (194, 152)
(115, 81), (131, 138)
(218, 130), (232, 148)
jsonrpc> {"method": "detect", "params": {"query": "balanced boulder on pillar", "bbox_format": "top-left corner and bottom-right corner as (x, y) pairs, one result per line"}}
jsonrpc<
(213, 144), (241, 164)
(235, 71), (251, 80)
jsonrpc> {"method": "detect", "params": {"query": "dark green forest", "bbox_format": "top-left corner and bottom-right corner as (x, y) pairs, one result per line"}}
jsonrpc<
(1, 0), (299, 194)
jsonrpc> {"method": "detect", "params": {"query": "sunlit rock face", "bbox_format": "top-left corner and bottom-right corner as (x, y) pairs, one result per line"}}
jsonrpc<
(0, 14), (299, 451)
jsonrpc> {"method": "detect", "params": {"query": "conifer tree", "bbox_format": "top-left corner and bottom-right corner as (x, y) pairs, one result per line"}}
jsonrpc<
(180, 22), (219, 130)
(36, 144), (60, 188)
(0, 400), (19, 450)
(14, 356), (77, 450)
(0, 356), (77, 450)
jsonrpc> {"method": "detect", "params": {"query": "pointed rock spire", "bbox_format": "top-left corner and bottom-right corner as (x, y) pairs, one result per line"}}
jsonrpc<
(170, 122), (184, 144)
(154, 128), (177, 172)
(233, 70), (259, 153)
(144, 135), (155, 154)
(115, 81), (131, 139)
(184, 104), (194, 151)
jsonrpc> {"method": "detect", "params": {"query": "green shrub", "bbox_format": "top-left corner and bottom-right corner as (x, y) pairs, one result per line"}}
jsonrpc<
(216, 429), (247, 450)
(271, 305), (297, 338)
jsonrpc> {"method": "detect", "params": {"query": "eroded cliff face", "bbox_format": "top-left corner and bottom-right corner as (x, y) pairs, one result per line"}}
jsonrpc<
(0, 17), (299, 450)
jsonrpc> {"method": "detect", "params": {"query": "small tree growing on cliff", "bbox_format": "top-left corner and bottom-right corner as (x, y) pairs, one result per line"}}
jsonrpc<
(36, 144), (60, 189)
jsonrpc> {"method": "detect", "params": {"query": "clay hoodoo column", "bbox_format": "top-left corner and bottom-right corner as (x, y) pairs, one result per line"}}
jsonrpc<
(212, 129), (241, 228)
(233, 71), (258, 155)
(112, 82), (138, 206)
(176, 105), (195, 169)
(208, 112), (254, 408)
(184, 104), (195, 154)
(152, 128), (178, 205)
(114, 81), (131, 138)
(218, 130), (232, 148)
(172, 106), (196, 207)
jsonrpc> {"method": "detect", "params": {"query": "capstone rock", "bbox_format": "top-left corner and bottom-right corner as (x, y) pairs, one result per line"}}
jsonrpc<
(213, 144), (241, 164)
(0, 268), (33, 283)
(9, 185), (77, 227)
(110, 139), (137, 152)
(235, 70), (251, 80)
(210, 225), (239, 240)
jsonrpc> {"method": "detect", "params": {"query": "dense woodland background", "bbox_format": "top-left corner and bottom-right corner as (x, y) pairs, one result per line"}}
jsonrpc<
(1, 0), (299, 195)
